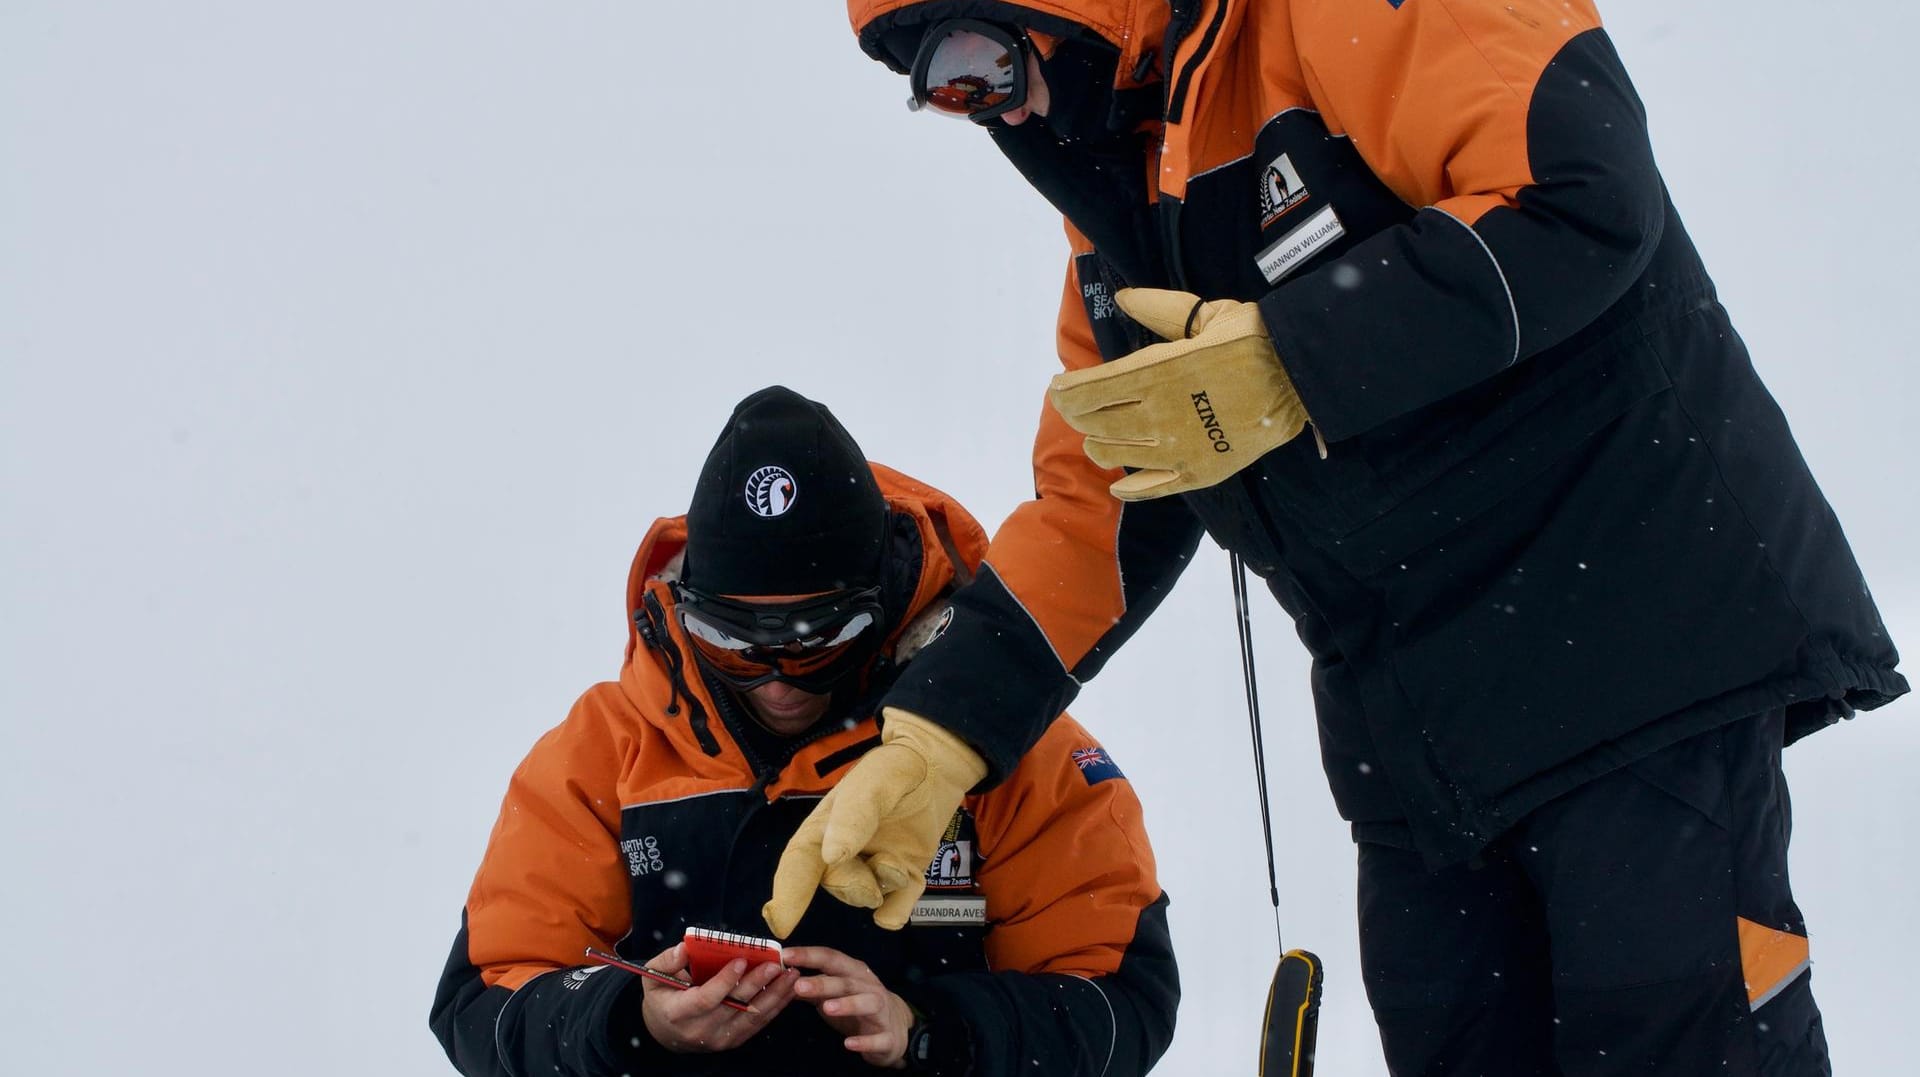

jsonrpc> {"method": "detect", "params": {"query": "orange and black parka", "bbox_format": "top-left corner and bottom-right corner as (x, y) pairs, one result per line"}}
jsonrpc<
(848, 0), (1905, 864)
(428, 464), (1177, 1076)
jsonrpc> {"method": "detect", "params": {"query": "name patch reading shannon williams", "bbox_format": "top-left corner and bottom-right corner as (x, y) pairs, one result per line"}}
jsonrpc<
(1256, 204), (1346, 285)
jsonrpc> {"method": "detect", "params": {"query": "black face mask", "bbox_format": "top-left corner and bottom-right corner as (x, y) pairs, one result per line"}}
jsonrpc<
(990, 114), (1166, 289)
(981, 34), (1167, 283)
(1031, 37), (1123, 141)
(1028, 35), (1162, 138)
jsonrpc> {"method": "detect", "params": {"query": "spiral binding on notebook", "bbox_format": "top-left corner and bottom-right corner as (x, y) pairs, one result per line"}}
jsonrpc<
(683, 926), (785, 984)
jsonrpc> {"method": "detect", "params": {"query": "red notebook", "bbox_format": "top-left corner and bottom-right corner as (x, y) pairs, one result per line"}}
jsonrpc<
(683, 926), (784, 985)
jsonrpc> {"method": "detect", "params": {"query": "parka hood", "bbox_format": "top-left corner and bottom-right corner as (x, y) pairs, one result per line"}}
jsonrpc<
(618, 462), (989, 759)
(848, 0), (1171, 89)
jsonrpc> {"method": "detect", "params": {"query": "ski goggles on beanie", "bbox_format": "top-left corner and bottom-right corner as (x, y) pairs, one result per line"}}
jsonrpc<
(674, 583), (884, 691)
(907, 19), (1029, 122)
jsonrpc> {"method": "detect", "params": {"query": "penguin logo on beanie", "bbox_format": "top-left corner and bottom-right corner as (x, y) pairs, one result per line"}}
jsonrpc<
(744, 465), (798, 518)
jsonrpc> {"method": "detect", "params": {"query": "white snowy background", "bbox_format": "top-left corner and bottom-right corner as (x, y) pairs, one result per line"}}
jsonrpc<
(3, 2), (1915, 1074)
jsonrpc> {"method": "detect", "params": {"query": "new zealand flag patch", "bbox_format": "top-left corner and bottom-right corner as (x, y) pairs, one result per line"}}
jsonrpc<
(1072, 746), (1125, 785)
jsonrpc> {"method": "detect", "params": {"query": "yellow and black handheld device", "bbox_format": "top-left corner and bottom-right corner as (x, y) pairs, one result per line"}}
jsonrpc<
(1258, 948), (1324, 1076)
(1230, 554), (1329, 1076)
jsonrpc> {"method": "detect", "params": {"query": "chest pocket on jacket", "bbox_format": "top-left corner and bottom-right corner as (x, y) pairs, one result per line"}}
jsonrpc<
(869, 807), (992, 990)
(1178, 108), (1417, 301)
(616, 792), (752, 954)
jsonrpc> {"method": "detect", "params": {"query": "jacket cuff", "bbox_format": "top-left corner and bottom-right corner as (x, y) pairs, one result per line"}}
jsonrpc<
(898, 990), (976, 1076)
(600, 970), (676, 1067)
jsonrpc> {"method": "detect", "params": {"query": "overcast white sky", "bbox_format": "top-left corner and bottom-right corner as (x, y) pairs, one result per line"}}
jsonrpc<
(3, 3), (1915, 1074)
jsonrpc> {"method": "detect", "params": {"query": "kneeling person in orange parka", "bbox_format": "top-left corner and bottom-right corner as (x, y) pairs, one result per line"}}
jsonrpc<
(429, 386), (1177, 1076)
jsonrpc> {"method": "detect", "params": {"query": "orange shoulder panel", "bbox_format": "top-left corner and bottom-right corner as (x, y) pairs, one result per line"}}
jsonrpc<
(969, 714), (1159, 976)
(1158, 0), (1254, 194)
(465, 685), (635, 990)
(1294, 0), (1602, 221)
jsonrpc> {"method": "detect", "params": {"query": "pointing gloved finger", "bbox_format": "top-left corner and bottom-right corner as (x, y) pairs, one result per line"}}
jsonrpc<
(1114, 287), (1207, 340)
(763, 822), (829, 938)
(822, 855), (884, 910)
(868, 850), (924, 895)
(872, 879), (927, 931)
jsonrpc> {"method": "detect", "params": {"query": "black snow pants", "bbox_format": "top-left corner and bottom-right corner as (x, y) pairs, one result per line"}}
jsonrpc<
(1357, 708), (1829, 1076)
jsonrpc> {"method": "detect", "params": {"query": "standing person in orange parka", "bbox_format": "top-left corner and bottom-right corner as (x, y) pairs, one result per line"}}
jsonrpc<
(762, 4), (1908, 1075)
(430, 386), (1177, 1076)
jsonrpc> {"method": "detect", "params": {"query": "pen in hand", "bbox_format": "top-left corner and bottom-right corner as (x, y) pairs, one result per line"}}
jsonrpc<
(584, 947), (760, 1014)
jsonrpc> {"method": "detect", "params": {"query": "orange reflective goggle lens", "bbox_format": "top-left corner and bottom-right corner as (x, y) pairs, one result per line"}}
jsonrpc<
(685, 633), (859, 682)
(679, 606), (878, 691)
(908, 19), (1028, 122)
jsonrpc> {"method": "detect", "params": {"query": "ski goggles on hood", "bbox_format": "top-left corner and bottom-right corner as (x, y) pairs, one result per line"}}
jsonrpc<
(673, 583), (884, 692)
(907, 19), (1029, 122)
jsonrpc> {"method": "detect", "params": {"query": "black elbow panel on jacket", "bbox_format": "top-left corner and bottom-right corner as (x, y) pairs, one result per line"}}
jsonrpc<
(1478, 28), (1666, 358)
(885, 494), (1202, 787)
(882, 564), (1082, 785)
(431, 920), (514, 1077)
(1268, 29), (1666, 441)
(494, 966), (654, 1076)
(431, 914), (661, 1077)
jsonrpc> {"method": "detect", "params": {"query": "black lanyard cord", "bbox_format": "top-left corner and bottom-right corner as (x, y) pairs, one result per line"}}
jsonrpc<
(1230, 552), (1285, 953)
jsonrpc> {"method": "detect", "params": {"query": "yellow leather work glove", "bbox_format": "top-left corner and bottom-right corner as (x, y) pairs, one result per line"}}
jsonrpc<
(762, 708), (988, 937)
(1047, 287), (1312, 501)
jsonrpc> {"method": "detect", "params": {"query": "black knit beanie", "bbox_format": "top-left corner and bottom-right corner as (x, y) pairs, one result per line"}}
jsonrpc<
(682, 386), (889, 597)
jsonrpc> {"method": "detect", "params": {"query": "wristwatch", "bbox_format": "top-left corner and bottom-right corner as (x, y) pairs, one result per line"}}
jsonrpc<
(903, 1004), (973, 1075)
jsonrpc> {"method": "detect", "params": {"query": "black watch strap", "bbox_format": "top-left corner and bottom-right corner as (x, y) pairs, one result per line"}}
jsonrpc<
(903, 1005), (973, 1075)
